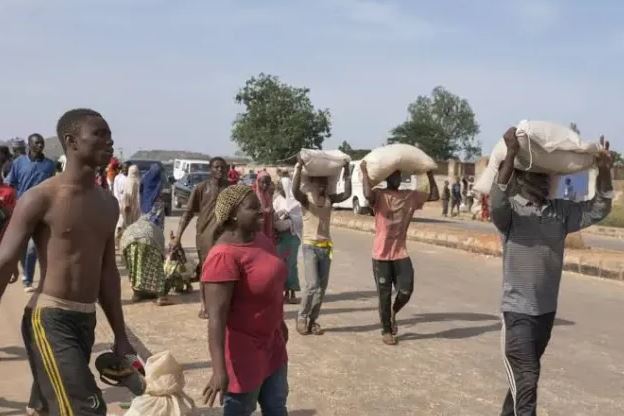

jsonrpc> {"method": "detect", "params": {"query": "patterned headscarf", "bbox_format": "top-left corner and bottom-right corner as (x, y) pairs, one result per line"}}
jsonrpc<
(214, 185), (253, 227)
(255, 171), (273, 213)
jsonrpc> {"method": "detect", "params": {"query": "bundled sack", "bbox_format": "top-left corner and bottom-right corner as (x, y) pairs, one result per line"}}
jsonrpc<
(361, 143), (437, 186)
(299, 149), (351, 194)
(125, 351), (194, 416)
(474, 120), (600, 195)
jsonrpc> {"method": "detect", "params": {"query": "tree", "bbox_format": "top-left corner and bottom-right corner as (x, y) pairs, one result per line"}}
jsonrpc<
(339, 140), (370, 160)
(231, 73), (331, 164)
(388, 86), (481, 160)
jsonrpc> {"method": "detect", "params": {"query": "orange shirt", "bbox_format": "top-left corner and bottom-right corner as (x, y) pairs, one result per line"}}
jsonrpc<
(372, 189), (427, 260)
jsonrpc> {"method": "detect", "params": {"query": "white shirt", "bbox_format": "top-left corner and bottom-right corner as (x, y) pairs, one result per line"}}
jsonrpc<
(113, 173), (127, 202)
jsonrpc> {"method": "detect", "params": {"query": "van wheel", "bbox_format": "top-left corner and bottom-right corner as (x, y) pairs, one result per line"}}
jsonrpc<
(353, 198), (363, 215)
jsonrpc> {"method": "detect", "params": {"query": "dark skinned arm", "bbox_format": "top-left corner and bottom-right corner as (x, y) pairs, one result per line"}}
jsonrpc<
(566, 136), (614, 233)
(0, 189), (45, 299)
(173, 186), (200, 250)
(330, 162), (352, 203)
(360, 161), (376, 206)
(490, 127), (519, 233)
(99, 202), (134, 357)
(203, 281), (235, 407)
(291, 160), (309, 208)
(426, 171), (440, 202)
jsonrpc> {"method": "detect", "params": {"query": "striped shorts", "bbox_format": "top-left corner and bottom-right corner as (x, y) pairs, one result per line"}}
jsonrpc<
(22, 306), (105, 416)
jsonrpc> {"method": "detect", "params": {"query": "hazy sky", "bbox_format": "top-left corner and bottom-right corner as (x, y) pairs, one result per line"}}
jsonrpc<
(1, 0), (622, 158)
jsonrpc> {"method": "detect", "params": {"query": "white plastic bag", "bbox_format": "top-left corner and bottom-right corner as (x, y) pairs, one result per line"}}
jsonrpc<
(362, 144), (437, 186)
(125, 351), (194, 416)
(473, 120), (599, 195)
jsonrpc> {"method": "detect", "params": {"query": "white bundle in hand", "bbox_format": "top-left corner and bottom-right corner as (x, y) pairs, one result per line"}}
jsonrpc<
(362, 144), (437, 186)
(125, 351), (194, 416)
(473, 120), (600, 195)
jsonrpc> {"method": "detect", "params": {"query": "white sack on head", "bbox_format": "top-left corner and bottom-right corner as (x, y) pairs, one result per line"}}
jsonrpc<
(298, 149), (351, 194)
(473, 120), (599, 195)
(125, 351), (194, 416)
(299, 149), (351, 177)
(362, 144), (437, 186)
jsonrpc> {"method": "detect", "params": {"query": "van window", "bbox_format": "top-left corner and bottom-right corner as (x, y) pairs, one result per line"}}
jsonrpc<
(190, 163), (210, 173)
(175, 161), (181, 169)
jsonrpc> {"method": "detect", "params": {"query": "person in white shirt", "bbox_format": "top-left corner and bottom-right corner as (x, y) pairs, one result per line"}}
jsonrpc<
(113, 162), (131, 246)
(113, 162), (130, 203)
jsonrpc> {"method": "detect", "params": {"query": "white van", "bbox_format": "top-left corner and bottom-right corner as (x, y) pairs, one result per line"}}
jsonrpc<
(173, 159), (211, 180)
(333, 160), (418, 215)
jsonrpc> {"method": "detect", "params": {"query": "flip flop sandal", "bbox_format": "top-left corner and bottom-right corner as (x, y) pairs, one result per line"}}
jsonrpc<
(95, 352), (146, 396)
(309, 323), (325, 336)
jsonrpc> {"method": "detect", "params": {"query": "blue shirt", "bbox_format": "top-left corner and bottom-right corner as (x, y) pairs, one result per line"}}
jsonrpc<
(7, 155), (56, 197)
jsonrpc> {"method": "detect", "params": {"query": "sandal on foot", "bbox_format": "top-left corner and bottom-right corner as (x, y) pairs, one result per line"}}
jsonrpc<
(156, 297), (173, 306)
(309, 322), (325, 336)
(198, 310), (209, 319)
(382, 333), (398, 346)
(295, 319), (310, 335)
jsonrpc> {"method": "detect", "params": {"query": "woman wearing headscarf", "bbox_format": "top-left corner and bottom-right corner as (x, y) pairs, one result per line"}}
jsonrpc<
(202, 185), (289, 415)
(141, 163), (165, 228)
(255, 171), (274, 242)
(274, 176), (302, 304)
(120, 214), (172, 305)
(115, 165), (141, 246)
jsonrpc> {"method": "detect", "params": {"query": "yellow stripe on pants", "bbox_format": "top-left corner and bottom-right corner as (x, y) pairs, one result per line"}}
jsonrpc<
(32, 307), (74, 416)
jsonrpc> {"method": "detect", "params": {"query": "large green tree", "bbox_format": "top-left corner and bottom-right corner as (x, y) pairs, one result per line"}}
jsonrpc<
(231, 73), (331, 164)
(388, 86), (481, 160)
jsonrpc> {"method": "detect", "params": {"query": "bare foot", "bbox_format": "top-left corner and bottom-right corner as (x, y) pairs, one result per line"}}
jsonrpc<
(198, 309), (209, 319)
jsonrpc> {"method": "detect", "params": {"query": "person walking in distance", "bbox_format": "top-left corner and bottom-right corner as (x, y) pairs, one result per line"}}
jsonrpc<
(292, 156), (351, 336)
(450, 176), (462, 216)
(361, 161), (439, 345)
(171, 157), (229, 319)
(492, 128), (613, 416)
(441, 180), (450, 217)
(6, 133), (56, 292)
(202, 185), (289, 415)
(0, 109), (137, 416)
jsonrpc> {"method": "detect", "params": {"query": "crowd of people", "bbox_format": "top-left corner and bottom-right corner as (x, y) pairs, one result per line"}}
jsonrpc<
(0, 109), (615, 416)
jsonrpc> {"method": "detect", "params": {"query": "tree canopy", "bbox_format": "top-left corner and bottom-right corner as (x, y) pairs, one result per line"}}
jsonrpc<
(338, 140), (370, 160)
(231, 73), (331, 164)
(388, 86), (481, 161)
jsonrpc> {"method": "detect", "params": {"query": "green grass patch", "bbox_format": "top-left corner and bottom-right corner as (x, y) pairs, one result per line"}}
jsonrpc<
(600, 204), (624, 228)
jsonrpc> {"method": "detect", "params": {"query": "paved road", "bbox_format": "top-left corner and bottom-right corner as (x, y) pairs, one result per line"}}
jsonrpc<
(2, 219), (623, 415)
(126, 219), (624, 416)
(411, 208), (624, 252)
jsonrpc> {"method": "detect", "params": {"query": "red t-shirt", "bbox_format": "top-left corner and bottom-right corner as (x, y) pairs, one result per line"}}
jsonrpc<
(372, 189), (427, 260)
(201, 234), (287, 393)
(0, 185), (16, 237)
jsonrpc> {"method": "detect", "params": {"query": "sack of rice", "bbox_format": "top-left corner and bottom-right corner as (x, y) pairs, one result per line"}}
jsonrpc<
(299, 149), (351, 177)
(473, 120), (600, 195)
(298, 149), (351, 194)
(362, 144), (437, 186)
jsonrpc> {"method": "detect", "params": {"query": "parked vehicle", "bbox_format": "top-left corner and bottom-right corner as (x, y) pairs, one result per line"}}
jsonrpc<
(333, 160), (417, 215)
(172, 172), (211, 209)
(173, 159), (211, 181)
(126, 159), (174, 216)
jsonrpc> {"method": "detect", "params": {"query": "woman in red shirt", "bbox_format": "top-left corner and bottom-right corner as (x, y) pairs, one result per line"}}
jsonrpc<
(202, 184), (288, 415)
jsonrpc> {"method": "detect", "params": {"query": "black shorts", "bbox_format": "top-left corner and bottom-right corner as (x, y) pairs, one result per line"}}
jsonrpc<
(22, 306), (106, 415)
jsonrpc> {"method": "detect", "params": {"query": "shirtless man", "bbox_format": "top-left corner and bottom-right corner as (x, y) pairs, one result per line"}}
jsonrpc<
(0, 109), (136, 416)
